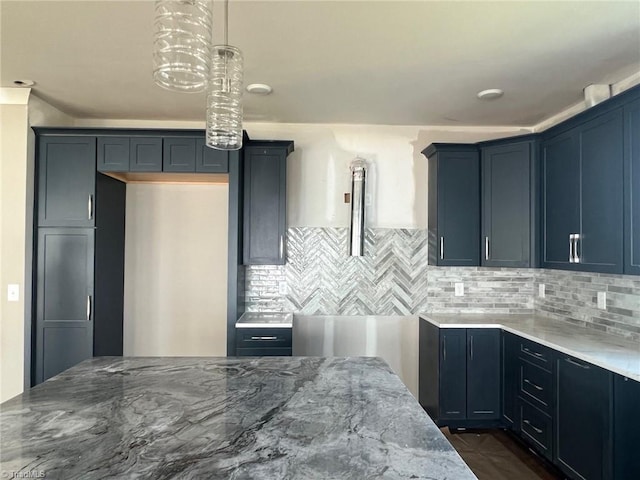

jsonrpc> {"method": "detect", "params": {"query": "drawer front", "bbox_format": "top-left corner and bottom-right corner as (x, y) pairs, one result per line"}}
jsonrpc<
(236, 328), (292, 349)
(236, 347), (292, 357)
(520, 399), (553, 461)
(519, 359), (553, 412)
(519, 337), (552, 370)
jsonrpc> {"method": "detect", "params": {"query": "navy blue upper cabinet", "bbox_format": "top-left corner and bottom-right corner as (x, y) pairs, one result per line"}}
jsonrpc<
(424, 144), (480, 266)
(481, 139), (537, 267)
(163, 137), (196, 172)
(243, 141), (293, 265)
(542, 131), (581, 269)
(38, 136), (96, 227)
(196, 139), (229, 173)
(624, 98), (640, 275)
(129, 137), (162, 172)
(542, 110), (624, 274)
(97, 137), (130, 172)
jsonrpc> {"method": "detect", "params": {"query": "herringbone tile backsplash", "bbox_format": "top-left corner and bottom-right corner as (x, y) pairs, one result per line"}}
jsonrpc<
(245, 227), (534, 315)
(245, 227), (640, 339)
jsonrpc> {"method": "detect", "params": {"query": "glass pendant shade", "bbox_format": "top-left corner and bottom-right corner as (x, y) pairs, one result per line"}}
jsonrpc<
(206, 45), (244, 150)
(153, 0), (213, 92)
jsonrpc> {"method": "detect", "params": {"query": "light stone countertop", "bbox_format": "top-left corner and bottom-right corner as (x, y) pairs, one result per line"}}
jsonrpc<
(236, 311), (293, 328)
(420, 313), (640, 382)
(0, 356), (476, 480)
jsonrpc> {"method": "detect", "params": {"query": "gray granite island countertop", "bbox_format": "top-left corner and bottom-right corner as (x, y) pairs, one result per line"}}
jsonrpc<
(0, 357), (476, 480)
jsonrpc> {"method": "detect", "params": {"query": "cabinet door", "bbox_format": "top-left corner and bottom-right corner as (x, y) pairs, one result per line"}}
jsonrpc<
(614, 375), (640, 479)
(542, 131), (581, 269)
(35, 228), (94, 384)
(38, 136), (96, 227)
(481, 142), (531, 267)
(243, 146), (287, 265)
(578, 111), (623, 273)
(196, 139), (229, 173)
(556, 355), (612, 480)
(502, 332), (520, 429)
(439, 329), (467, 420)
(97, 137), (130, 172)
(130, 137), (162, 172)
(466, 328), (501, 420)
(437, 150), (480, 266)
(163, 137), (196, 172)
(624, 99), (640, 275)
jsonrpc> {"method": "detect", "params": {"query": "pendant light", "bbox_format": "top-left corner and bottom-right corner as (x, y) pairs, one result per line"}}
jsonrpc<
(206, 0), (244, 150)
(153, 0), (213, 92)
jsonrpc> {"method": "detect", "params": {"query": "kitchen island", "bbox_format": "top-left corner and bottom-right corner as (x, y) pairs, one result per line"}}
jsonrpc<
(0, 356), (475, 480)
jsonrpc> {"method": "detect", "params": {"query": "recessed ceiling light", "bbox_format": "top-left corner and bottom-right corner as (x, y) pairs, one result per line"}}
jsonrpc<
(13, 79), (35, 87)
(477, 88), (504, 100)
(246, 83), (272, 95)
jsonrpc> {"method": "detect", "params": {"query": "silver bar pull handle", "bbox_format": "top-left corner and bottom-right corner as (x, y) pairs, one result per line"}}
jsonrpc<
(485, 236), (490, 260)
(469, 336), (474, 360)
(524, 378), (544, 391)
(279, 235), (284, 259)
(88, 194), (93, 220)
(522, 347), (544, 358)
(569, 234), (575, 263)
(523, 419), (543, 434)
(86, 295), (91, 321)
(565, 357), (590, 369)
(442, 338), (446, 361)
(440, 237), (444, 259)
(251, 336), (278, 341)
(574, 233), (580, 263)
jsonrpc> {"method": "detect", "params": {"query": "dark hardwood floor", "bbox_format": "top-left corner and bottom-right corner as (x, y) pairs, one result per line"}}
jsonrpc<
(441, 428), (564, 480)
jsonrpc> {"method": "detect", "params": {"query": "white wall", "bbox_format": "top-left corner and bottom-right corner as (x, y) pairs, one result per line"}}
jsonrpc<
(0, 90), (30, 402)
(123, 183), (228, 356)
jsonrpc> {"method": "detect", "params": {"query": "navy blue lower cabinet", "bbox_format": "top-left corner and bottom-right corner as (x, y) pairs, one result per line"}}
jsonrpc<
(418, 320), (500, 428)
(502, 332), (520, 430)
(613, 375), (640, 479)
(555, 355), (612, 480)
(235, 328), (292, 356)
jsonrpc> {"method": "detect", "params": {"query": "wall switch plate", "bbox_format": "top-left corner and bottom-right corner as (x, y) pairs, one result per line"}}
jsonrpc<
(278, 281), (288, 295)
(7, 284), (19, 302)
(597, 291), (607, 310)
(454, 283), (464, 297)
(539, 284), (545, 298)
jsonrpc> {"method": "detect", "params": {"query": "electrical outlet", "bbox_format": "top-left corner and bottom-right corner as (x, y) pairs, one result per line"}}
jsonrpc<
(7, 284), (19, 302)
(454, 283), (464, 297)
(539, 284), (545, 298)
(278, 281), (288, 295)
(597, 291), (607, 310)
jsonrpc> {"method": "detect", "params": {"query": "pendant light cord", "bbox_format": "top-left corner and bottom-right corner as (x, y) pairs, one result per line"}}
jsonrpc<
(224, 0), (229, 46)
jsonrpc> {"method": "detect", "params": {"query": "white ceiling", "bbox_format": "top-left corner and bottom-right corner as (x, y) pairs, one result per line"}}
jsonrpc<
(1, 0), (639, 126)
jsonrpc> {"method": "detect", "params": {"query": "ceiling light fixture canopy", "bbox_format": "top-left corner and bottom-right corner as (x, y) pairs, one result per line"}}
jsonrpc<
(153, 0), (213, 92)
(477, 88), (504, 100)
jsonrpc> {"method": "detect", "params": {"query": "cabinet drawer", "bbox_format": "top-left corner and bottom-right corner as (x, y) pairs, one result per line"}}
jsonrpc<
(518, 337), (552, 370)
(519, 359), (552, 412)
(236, 328), (292, 349)
(237, 347), (292, 357)
(520, 399), (553, 461)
